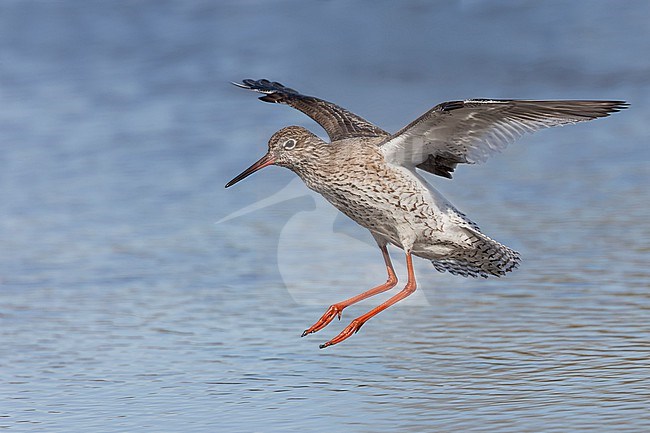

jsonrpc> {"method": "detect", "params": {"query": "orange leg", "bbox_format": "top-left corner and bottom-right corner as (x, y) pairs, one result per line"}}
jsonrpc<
(301, 245), (398, 337)
(319, 251), (417, 349)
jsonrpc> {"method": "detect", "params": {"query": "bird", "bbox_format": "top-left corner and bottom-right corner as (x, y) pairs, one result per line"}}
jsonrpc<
(225, 78), (627, 349)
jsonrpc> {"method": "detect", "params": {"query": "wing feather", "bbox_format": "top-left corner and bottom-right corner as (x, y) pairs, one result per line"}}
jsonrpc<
(234, 79), (389, 142)
(380, 99), (628, 178)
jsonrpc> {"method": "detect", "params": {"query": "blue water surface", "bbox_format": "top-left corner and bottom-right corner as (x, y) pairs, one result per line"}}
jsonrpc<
(1, 1), (649, 432)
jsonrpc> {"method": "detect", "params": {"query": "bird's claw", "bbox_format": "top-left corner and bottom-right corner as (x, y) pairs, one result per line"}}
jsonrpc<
(319, 319), (364, 349)
(301, 304), (344, 337)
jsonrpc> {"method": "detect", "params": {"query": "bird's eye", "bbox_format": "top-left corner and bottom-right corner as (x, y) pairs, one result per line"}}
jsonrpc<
(283, 139), (296, 150)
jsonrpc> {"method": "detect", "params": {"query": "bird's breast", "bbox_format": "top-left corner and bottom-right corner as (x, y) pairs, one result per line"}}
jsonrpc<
(299, 155), (444, 244)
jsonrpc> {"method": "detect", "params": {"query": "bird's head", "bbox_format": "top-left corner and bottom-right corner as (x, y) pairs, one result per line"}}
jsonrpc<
(225, 126), (325, 188)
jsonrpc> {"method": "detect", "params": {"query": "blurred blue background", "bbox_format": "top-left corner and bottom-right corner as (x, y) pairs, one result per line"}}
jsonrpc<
(1, 1), (649, 432)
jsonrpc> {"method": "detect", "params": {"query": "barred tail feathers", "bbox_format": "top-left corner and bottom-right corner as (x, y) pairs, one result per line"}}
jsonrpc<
(431, 228), (520, 278)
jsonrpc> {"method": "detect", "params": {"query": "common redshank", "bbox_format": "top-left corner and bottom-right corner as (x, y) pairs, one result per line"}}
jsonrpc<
(225, 79), (627, 349)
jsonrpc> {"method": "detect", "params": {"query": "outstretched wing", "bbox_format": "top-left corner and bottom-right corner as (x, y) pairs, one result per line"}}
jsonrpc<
(234, 79), (389, 142)
(379, 99), (628, 179)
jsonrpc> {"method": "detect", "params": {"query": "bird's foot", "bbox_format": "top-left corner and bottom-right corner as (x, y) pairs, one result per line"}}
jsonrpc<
(301, 304), (343, 337)
(319, 318), (364, 349)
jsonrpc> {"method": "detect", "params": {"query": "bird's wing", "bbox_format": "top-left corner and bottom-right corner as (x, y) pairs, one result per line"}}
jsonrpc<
(234, 79), (389, 142)
(379, 99), (628, 179)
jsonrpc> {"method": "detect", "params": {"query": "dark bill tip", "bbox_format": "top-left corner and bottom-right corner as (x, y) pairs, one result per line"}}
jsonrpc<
(225, 153), (276, 188)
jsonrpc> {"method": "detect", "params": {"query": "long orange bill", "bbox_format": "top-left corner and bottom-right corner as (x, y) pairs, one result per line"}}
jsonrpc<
(225, 153), (276, 188)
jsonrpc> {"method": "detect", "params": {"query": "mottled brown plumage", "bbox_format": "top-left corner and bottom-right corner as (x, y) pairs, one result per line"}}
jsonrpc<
(226, 79), (627, 348)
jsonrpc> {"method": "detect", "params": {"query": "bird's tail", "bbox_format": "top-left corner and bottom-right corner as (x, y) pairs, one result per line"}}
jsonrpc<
(431, 228), (520, 278)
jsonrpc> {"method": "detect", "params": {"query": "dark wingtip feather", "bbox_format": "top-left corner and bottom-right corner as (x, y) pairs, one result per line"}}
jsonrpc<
(233, 78), (299, 96)
(582, 100), (629, 119)
(608, 101), (629, 113)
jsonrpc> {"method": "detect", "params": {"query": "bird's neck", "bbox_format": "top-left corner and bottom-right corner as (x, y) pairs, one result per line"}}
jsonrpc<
(290, 144), (337, 192)
(292, 140), (384, 194)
